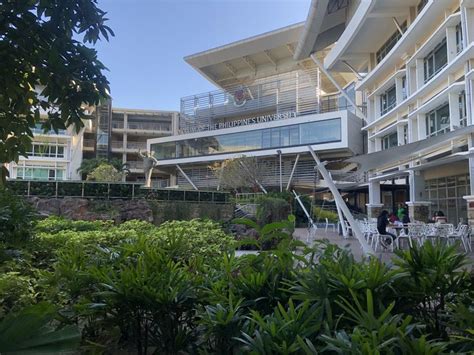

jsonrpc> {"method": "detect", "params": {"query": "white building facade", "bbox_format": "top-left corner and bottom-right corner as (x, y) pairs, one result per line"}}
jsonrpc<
(324, 0), (474, 223)
(8, 123), (84, 181)
(148, 4), (367, 194)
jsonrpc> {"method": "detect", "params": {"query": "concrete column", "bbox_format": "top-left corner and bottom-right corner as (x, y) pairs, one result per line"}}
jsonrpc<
(446, 26), (458, 63)
(396, 124), (405, 146)
(408, 116), (416, 143)
(406, 202), (431, 223)
(374, 95), (381, 119)
(463, 7), (474, 44)
(395, 77), (404, 104)
(448, 92), (461, 129)
(417, 113), (427, 140)
(415, 58), (425, 90)
(368, 138), (376, 153)
(367, 180), (383, 219)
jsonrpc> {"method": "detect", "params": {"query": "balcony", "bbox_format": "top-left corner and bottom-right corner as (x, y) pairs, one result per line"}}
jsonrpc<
(31, 127), (68, 136)
(83, 139), (95, 150)
(126, 161), (143, 170)
(127, 142), (147, 150)
(126, 122), (172, 133)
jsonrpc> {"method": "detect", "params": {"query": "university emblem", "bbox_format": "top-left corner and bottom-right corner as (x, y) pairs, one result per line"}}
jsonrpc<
(233, 87), (248, 107)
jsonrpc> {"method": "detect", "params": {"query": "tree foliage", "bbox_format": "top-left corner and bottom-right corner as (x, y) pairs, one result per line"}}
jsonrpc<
(86, 163), (122, 182)
(0, 0), (114, 183)
(210, 155), (267, 192)
(78, 157), (128, 177)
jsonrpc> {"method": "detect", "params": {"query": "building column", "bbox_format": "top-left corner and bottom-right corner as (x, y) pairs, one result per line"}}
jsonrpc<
(463, 152), (474, 227)
(415, 58), (425, 90)
(407, 170), (431, 222)
(446, 25), (458, 63)
(366, 180), (383, 219)
(448, 92), (461, 129)
(416, 113), (426, 140)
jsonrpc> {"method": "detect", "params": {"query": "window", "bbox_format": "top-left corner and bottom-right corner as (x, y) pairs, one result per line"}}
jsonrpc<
(382, 132), (398, 150)
(459, 91), (467, 127)
(17, 167), (64, 180)
(380, 85), (397, 115)
(424, 39), (447, 83)
(403, 124), (408, 144)
(456, 22), (463, 54)
(376, 22), (407, 63)
(152, 118), (342, 159)
(27, 143), (66, 158)
(426, 103), (450, 137)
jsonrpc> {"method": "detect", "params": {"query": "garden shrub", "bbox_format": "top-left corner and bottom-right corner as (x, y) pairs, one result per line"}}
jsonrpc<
(313, 207), (339, 223)
(256, 196), (290, 226)
(1, 213), (473, 354)
(0, 188), (37, 242)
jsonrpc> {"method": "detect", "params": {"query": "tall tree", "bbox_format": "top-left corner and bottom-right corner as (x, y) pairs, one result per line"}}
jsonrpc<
(0, 0), (114, 184)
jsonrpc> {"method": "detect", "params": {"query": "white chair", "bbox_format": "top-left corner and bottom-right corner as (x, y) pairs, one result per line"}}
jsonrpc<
(446, 225), (470, 252)
(374, 233), (395, 252)
(325, 218), (336, 232)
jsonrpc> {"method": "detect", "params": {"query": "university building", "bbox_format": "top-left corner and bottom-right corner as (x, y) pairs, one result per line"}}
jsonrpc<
(326, 0), (474, 223)
(8, 102), (178, 186)
(148, 0), (367, 200)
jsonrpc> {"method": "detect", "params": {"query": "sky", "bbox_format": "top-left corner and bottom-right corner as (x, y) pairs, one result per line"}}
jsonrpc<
(95, 0), (311, 111)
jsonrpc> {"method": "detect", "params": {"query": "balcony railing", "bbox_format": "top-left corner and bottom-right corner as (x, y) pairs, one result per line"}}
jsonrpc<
(31, 127), (68, 136)
(83, 139), (95, 148)
(179, 69), (356, 134)
(127, 142), (147, 150)
(127, 122), (171, 131)
(126, 161), (143, 170)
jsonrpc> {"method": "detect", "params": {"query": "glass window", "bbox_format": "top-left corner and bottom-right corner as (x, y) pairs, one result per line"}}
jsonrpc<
(424, 39), (447, 83)
(456, 22), (463, 54)
(376, 22), (407, 63)
(152, 118), (341, 159)
(401, 76), (407, 100)
(382, 132), (398, 150)
(426, 103), (450, 137)
(459, 91), (467, 127)
(380, 85), (397, 115)
(417, 0), (428, 14)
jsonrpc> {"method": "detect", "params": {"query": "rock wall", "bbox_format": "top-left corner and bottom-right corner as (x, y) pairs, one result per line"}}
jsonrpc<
(27, 197), (234, 225)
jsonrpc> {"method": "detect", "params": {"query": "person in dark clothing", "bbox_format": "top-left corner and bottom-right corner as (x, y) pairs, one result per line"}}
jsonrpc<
(377, 210), (397, 248)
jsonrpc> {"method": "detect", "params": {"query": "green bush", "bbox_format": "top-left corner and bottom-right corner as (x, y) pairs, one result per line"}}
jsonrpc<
(313, 207), (339, 223)
(256, 196), (290, 226)
(1, 214), (473, 354)
(0, 188), (37, 242)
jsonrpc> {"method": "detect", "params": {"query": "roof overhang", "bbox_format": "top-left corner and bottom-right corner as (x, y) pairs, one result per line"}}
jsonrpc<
(346, 125), (474, 171)
(184, 23), (305, 89)
(324, 0), (424, 73)
(184, 0), (351, 90)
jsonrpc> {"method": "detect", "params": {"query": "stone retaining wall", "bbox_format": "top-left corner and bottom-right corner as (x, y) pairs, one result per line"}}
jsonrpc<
(27, 197), (234, 224)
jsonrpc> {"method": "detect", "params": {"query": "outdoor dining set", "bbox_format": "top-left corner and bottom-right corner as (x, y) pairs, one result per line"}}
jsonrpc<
(358, 220), (473, 253)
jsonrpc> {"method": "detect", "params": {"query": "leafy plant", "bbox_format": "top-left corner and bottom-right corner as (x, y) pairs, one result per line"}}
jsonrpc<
(0, 188), (37, 242)
(0, 303), (80, 354)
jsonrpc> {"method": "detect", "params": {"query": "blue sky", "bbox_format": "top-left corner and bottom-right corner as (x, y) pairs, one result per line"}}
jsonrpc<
(95, 0), (310, 111)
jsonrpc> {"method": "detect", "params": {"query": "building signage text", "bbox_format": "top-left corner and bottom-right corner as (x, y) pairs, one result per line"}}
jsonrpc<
(180, 111), (297, 134)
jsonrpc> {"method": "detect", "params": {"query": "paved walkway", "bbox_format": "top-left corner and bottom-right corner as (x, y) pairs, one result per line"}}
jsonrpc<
(293, 227), (474, 265)
(234, 228), (473, 266)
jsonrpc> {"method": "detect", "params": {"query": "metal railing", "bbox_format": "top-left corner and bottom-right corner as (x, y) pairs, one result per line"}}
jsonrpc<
(126, 161), (144, 170)
(6, 179), (230, 203)
(127, 122), (171, 131)
(83, 139), (95, 148)
(179, 68), (357, 134)
(127, 142), (147, 150)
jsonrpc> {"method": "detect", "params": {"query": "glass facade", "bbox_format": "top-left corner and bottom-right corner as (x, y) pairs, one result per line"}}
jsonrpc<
(459, 91), (467, 127)
(424, 39), (447, 83)
(380, 85), (397, 115)
(152, 118), (341, 160)
(426, 103), (450, 137)
(425, 174), (468, 224)
(17, 167), (64, 180)
(382, 132), (398, 150)
(27, 143), (65, 158)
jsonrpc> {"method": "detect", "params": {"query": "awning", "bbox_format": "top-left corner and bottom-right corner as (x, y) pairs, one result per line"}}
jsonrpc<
(346, 125), (474, 171)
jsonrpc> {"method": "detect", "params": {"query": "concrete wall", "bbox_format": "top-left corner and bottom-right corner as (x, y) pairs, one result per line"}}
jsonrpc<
(28, 197), (234, 225)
